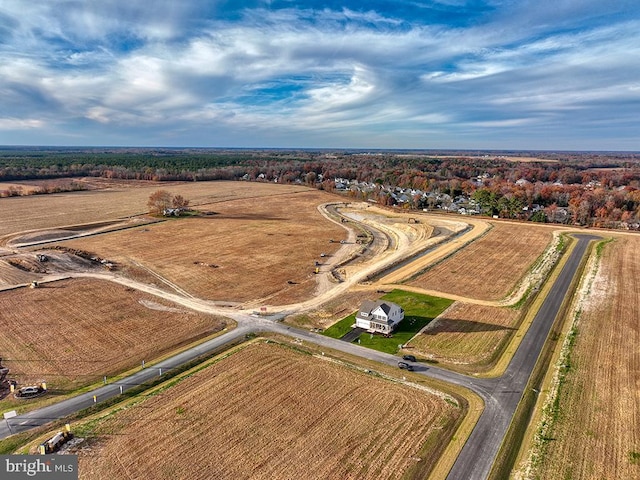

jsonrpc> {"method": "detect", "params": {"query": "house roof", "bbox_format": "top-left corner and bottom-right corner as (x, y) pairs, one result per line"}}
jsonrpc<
(358, 300), (398, 318)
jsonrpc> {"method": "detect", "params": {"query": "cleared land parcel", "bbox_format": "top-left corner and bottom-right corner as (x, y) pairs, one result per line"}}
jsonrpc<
(0, 279), (227, 391)
(76, 341), (463, 480)
(406, 302), (520, 371)
(407, 223), (553, 301)
(0, 181), (313, 240)
(61, 190), (345, 304)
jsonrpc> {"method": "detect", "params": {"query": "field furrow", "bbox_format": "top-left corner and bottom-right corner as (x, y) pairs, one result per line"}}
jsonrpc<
(0, 279), (226, 390)
(77, 341), (461, 480)
(407, 223), (553, 301)
(407, 302), (520, 369)
(61, 190), (345, 304)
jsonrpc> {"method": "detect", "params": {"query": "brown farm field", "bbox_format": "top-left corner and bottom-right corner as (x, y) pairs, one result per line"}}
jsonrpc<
(406, 302), (520, 371)
(0, 180), (314, 240)
(60, 189), (346, 304)
(407, 222), (554, 301)
(532, 235), (640, 480)
(0, 278), (227, 392)
(76, 341), (463, 480)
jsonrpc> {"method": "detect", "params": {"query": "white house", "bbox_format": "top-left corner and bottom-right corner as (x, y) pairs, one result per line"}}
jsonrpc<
(355, 300), (404, 334)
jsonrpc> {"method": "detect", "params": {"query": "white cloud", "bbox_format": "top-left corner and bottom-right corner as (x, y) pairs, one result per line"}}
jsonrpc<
(0, 118), (44, 129)
(0, 2), (639, 148)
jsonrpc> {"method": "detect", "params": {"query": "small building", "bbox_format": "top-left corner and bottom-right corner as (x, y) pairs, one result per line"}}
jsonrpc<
(355, 300), (404, 334)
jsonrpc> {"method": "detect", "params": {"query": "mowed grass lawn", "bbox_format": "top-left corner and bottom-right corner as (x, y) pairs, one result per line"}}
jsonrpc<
(323, 290), (453, 354)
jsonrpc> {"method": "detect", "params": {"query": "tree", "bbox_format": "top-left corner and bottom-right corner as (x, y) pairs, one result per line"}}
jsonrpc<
(305, 172), (317, 185)
(147, 190), (172, 215)
(172, 194), (190, 209)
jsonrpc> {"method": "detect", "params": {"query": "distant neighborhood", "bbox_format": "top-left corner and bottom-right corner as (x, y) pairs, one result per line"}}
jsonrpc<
(329, 175), (639, 230)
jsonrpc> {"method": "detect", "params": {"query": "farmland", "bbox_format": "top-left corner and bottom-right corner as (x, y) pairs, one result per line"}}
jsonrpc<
(0, 180), (313, 241)
(60, 189), (346, 304)
(76, 341), (463, 480)
(406, 302), (520, 371)
(406, 223), (555, 301)
(529, 235), (640, 479)
(0, 278), (227, 391)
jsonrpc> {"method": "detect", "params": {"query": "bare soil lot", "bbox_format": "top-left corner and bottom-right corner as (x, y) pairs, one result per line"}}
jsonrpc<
(533, 236), (640, 479)
(407, 222), (554, 301)
(61, 190), (346, 304)
(406, 302), (520, 371)
(76, 341), (462, 480)
(0, 279), (227, 391)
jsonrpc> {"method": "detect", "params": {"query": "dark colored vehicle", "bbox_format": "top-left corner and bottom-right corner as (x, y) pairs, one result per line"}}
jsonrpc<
(398, 362), (414, 371)
(402, 355), (417, 362)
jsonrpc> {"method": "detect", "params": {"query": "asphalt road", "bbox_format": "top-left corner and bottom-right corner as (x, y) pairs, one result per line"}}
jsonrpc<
(1, 233), (600, 480)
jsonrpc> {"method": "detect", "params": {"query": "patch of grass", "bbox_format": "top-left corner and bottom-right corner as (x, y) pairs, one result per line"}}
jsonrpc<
(595, 237), (614, 259)
(322, 290), (453, 351)
(629, 451), (640, 465)
(354, 290), (453, 354)
(0, 432), (33, 455)
(322, 313), (357, 339)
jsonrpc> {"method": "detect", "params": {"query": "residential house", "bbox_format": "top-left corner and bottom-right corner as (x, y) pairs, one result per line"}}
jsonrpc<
(355, 300), (404, 334)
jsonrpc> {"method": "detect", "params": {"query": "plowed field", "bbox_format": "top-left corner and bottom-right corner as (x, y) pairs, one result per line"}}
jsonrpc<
(406, 302), (520, 370)
(534, 236), (640, 479)
(77, 341), (463, 480)
(0, 279), (227, 390)
(62, 190), (346, 304)
(407, 223), (553, 301)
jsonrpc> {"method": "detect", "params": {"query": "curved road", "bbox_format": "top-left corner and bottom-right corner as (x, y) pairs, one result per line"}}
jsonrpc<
(0, 234), (599, 480)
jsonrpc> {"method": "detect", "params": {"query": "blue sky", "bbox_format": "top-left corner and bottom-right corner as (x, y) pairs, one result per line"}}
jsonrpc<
(1, 1), (639, 149)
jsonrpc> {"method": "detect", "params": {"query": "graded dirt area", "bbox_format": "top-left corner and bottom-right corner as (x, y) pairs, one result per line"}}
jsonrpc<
(406, 302), (520, 370)
(532, 236), (640, 480)
(61, 190), (346, 304)
(0, 279), (228, 391)
(407, 222), (554, 301)
(76, 341), (463, 480)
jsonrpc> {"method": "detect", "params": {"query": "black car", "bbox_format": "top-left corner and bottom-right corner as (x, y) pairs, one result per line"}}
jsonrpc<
(402, 355), (417, 362)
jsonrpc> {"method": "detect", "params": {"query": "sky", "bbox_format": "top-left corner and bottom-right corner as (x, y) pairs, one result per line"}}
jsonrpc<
(0, 1), (639, 150)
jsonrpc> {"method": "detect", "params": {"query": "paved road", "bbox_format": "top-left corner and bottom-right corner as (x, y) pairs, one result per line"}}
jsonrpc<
(1, 234), (599, 480)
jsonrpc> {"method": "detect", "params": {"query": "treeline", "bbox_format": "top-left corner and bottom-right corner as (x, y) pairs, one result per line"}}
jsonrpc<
(0, 180), (87, 197)
(1, 148), (639, 228)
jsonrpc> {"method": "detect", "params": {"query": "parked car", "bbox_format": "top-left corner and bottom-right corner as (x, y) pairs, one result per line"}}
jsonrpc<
(19, 386), (40, 396)
(402, 355), (417, 362)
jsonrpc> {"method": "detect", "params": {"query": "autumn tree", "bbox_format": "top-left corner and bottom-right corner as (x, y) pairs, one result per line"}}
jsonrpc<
(172, 194), (190, 209)
(147, 190), (173, 215)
